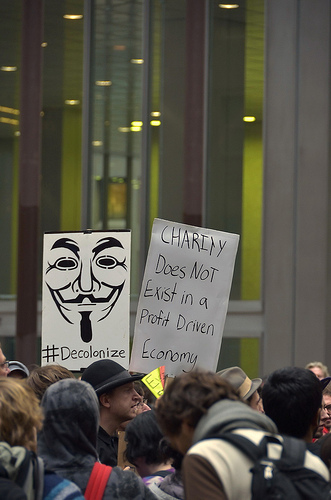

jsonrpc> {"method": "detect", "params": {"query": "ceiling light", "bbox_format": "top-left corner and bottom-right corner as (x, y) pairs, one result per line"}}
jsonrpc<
(41, 42), (48, 48)
(0, 106), (19, 115)
(131, 121), (143, 127)
(65, 99), (80, 106)
(130, 126), (142, 132)
(63, 14), (83, 20)
(14, 131), (20, 136)
(1, 66), (17, 72)
(130, 59), (144, 65)
(111, 177), (125, 184)
(0, 117), (19, 125)
(95, 80), (112, 86)
(243, 116), (256, 122)
(150, 120), (161, 127)
(218, 4), (239, 8)
(92, 141), (103, 146)
(118, 127), (131, 133)
(151, 111), (161, 117)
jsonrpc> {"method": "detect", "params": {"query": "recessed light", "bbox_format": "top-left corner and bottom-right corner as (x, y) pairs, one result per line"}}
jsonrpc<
(92, 141), (103, 146)
(131, 121), (143, 127)
(1, 66), (17, 72)
(63, 14), (83, 20)
(118, 127), (131, 133)
(130, 126), (142, 132)
(150, 120), (161, 127)
(130, 59), (144, 65)
(65, 99), (80, 105)
(243, 116), (256, 122)
(95, 80), (112, 86)
(41, 42), (48, 48)
(218, 4), (239, 8)
(151, 111), (161, 117)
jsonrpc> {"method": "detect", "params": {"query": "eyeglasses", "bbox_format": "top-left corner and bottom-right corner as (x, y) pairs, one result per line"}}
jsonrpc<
(322, 404), (331, 414)
(0, 361), (9, 369)
(136, 398), (148, 408)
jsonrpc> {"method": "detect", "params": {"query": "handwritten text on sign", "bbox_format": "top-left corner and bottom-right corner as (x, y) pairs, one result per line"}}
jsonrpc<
(130, 219), (239, 376)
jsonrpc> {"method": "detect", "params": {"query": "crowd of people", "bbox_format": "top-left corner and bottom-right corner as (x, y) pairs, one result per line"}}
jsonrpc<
(0, 340), (331, 499)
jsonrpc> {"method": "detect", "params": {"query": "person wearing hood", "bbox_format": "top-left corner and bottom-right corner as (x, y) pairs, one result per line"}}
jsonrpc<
(38, 378), (157, 500)
(155, 370), (328, 500)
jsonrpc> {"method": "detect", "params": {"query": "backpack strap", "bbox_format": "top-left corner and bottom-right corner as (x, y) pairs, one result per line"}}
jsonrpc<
(206, 431), (264, 462)
(84, 462), (112, 500)
(279, 435), (306, 469)
(206, 431), (307, 468)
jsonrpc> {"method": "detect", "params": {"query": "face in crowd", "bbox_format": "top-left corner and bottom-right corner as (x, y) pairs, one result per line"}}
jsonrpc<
(0, 348), (9, 377)
(309, 366), (326, 380)
(100, 381), (142, 425)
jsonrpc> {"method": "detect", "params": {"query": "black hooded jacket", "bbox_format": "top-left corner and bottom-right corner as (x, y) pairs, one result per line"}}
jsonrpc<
(38, 378), (156, 500)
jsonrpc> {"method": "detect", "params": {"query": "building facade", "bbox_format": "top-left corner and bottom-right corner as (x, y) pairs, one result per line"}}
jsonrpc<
(0, 0), (330, 377)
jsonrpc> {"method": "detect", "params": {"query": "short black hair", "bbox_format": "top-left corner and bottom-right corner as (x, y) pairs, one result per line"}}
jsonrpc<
(125, 410), (170, 466)
(262, 367), (322, 439)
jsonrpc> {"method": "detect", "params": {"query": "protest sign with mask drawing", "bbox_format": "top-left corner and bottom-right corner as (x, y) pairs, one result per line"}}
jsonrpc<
(41, 230), (131, 371)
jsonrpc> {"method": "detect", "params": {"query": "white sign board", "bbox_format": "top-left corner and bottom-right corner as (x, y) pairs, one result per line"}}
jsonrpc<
(130, 219), (239, 376)
(41, 230), (131, 371)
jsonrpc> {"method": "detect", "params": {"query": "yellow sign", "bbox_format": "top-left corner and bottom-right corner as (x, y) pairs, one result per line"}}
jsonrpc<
(142, 366), (165, 398)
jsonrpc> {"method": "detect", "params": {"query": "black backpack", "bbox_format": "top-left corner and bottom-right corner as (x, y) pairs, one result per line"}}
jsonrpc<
(0, 442), (44, 500)
(0, 477), (28, 499)
(209, 432), (331, 500)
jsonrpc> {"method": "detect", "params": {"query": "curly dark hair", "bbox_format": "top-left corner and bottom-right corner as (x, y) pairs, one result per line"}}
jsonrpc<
(155, 369), (241, 437)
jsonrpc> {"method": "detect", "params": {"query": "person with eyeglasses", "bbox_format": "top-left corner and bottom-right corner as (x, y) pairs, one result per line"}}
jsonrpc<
(322, 385), (331, 433)
(0, 344), (10, 377)
(314, 400), (331, 440)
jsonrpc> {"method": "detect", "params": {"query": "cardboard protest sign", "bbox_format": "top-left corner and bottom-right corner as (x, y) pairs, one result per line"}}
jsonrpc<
(130, 219), (239, 376)
(41, 230), (131, 371)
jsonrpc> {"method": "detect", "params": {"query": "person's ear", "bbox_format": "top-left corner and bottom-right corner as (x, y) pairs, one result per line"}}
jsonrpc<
(100, 393), (111, 408)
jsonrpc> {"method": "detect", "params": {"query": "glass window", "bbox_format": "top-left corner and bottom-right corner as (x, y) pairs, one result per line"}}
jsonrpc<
(42, 0), (84, 236)
(88, 0), (144, 296)
(0, 1), (21, 297)
(207, 0), (264, 301)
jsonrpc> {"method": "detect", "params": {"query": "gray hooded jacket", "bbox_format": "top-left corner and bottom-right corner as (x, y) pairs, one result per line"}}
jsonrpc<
(38, 378), (156, 500)
(192, 399), (278, 444)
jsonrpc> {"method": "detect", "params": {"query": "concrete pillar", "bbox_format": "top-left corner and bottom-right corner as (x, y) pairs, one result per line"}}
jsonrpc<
(263, 0), (331, 373)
